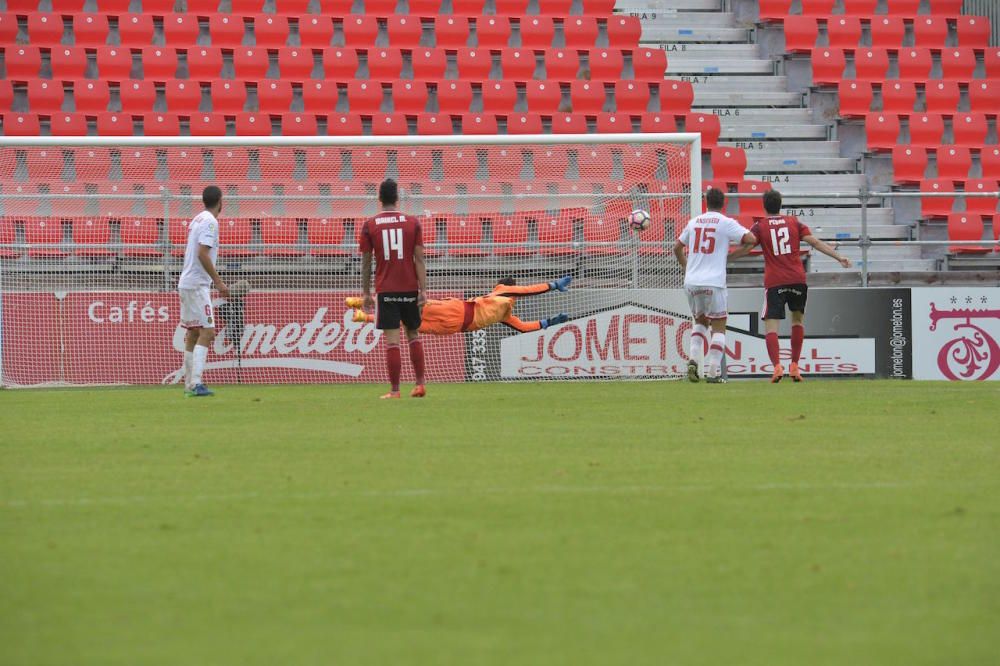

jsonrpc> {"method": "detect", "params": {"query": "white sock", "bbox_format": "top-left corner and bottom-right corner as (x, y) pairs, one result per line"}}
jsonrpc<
(689, 324), (708, 366)
(183, 351), (194, 389)
(707, 332), (726, 377)
(192, 345), (209, 386)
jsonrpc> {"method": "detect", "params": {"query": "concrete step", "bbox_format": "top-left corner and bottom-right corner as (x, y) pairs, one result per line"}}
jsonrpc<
(616, 0), (722, 10)
(810, 224), (911, 240)
(694, 91), (803, 107)
(640, 27), (749, 43)
(721, 139), (842, 155)
(654, 43), (758, 58)
(720, 124), (828, 140)
(666, 59), (774, 75)
(744, 156), (858, 172)
(755, 174), (868, 191)
(691, 75), (790, 92)
(810, 258), (939, 273)
(699, 108), (815, 123)
(631, 11), (737, 28)
(781, 207), (896, 225)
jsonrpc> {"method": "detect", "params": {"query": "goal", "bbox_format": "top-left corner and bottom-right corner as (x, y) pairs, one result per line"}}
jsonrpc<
(0, 133), (701, 388)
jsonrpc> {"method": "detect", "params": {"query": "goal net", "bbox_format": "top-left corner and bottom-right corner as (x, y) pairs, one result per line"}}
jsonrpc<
(0, 134), (700, 388)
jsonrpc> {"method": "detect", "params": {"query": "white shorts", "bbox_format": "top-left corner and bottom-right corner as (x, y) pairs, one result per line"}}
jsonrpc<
(179, 287), (215, 329)
(686, 285), (728, 320)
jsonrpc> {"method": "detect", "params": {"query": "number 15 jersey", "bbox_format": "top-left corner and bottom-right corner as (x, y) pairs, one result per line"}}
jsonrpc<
(358, 210), (424, 293)
(678, 212), (748, 288)
(749, 215), (811, 288)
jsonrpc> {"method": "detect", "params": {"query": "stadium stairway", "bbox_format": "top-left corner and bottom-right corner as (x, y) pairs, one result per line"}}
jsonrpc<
(628, 0), (935, 274)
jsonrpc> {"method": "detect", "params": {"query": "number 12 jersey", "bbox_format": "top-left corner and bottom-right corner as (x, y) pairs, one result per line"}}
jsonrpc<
(358, 210), (424, 293)
(678, 212), (749, 288)
(749, 215), (811, 288)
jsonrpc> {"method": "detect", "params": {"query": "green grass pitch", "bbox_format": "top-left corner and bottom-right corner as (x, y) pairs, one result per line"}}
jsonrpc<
(1, 381), (998, 665)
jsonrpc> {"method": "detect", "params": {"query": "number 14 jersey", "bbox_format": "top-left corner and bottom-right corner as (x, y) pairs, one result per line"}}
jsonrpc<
(749, 215), (811, 288)
(678, 212), (748, 288)
(358, 210), (424, 293)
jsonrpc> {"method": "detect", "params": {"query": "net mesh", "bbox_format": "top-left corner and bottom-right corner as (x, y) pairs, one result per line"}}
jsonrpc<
(0, 136), (697, 387)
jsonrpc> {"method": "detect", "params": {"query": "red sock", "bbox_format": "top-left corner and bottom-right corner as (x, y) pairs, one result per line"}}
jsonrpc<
(386, 344), (401, 392)
(791, 324), (804, 364)
(408, 338), (425, 385)
(765, 332), (780, 365)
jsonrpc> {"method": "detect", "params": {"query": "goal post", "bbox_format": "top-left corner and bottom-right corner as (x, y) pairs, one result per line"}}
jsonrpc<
(0, 133), (702, 388)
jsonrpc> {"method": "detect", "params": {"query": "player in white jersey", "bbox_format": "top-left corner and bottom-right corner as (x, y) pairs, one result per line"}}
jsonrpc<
(177, 186), (230, 397)
(673, 187), (756, 383)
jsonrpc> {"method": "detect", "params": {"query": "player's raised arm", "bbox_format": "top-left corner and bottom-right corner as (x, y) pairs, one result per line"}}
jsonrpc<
(802, 233), (851, 268)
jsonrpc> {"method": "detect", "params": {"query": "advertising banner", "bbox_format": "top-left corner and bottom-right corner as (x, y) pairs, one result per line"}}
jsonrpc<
(912, 288), (1000, 381)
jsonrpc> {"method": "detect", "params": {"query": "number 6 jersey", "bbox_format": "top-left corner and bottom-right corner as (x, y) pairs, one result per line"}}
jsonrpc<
(749, 215), (811, 288)
(678, 211), (749, 288)
(358, 210), (424, 293)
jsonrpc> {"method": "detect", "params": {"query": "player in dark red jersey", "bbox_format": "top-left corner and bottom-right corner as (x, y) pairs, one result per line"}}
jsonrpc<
(734, 190), (851, 383)
(359, 179), (429, 399)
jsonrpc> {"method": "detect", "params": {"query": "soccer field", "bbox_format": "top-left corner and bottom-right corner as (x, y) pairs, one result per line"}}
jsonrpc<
(1, 381), (997, 665)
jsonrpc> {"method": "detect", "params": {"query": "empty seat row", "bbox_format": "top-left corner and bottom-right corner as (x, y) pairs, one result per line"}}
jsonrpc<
(1, 13), (640, 49)
(762, 0), (970, 20)
(2, 45), (665, 81)
(784, 14), (993, 51)
(811, 47), (1000, 85)
(838, 80), (1000, 117)
(917, 177), (1000, 219)
(891, 146), (1000, 186)
(864, 112), (997, 151)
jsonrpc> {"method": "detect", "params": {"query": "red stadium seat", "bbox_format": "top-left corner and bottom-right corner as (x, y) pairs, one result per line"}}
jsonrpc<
(258, 80), (293, 113)
(986, 48), (1000, 80)
(562, 16), (599, 49)
(277, 47), (313, 79)
(50, 112), (88, 135)
(537, 214), (575, 256)
(460, 113), (498, 135)
(163, 14), (199, 46)
(588, 48), (624, 81)
(444, 216), (485, 256)
(299, 16), (333, 48)
(710, 147), (746, 183)
(685, 112), (720, 148)
(281, 112), (318, 136)
(481, 81), (517, 113)
(881, 81), (917, 114)
(412, 48), (447, 79)
(928, 0), (963, 12)
(870, 16), (905, 48)
(614, 81), (649, 113)
(187, 0), (219, 9)
(73, 147), (111, 181)
(214, 147), (251, 182)
(209, 14), (244, 47)
(6, 46), (42, 79)
(501, 48), (536, 80)
(326, 113), (363, 136)
(21, 147), (63, 180)
(436, 80), (473, 114)
(758, 0), (792, 21)
(841, 0), (877, 15)
(141, 46), (179, 79)
(343, 16), (378, 47)
(982, 147), (1000, 179)
(24, 218), (66, 258)
(434, 16), (469, 48)
(95, 46), (132, 78)
(186, 47), (222, 79)
(940, 48), (976, 82)
(553, 112), (589, 133)
(119, 80), (156, 113)
(234, 112), (271, 136)
(956, 16), (990, 49)
(72, 13), (109, 46)
(166, 147), (205, 181)
(169, 218), (191, 256)
(909, 113), (945, 148)
(392, 80), (428, 113)
(969, 82), (1000, 115)
(307, 218), (348, 256)
(210, 79), (247, 113)
(660, 80), (693, 114)
(801, 0), (835, 15)
(143, 112), (180, 136)
(218, 218), (255, 258)
(838, 81), (873, 118)
(234, 47), (269, 78)
(606, 16), (640, 48)
(892, 145), (928, 184)
(49, 46), (86, 79)
(368, 48), (403, 79)
(920, 178), (956, 219)
(119, 14), (153, 45)
(865, 113), (901, 151)
(507, 112), (543, 134)
(410, 0), (442, 11)
(632, 48), (666, 81)
(489, 213), (530, 255)
(0, 80), (10, 110)
(953, 113), (988, 149)
(570, 80), (606, 113)
(26, 13), (63, 44)
(451, 0), (484, 11)
(545, 49), (579, 80)
(346, 80), (382, 113)
(582, 214), (623, 256)
(947, 214), (989, 253)
(935, 146), (972, 180)
(828, 17), (863, 50)
(924, 81), (960, 114)
(365, 0), (399, 12)
(963, 179), (999, 220)
(120, 218), (162, 257)
(913, 17), (947, 48)
(416, 113), (452, 135)
(189, 113), (226, 136)
(386, 15), (422, 48)
(782, 17), (818, 53)
(318, 0), (353, 10)
(0, 14), (16, 44)
(50, 183), (91, 219)
(855, 49), (890, 83)
(323, 47), (358, 79)
(639, 112), (677, 133)
(26, 80), (63, 114)
(254, 14), (289, 48)
(260, 218), (302, 256)
(736, 180), (772, 216)
(456, 48), (492, 79)
(810, 49), (845, 86)
(164, 79), (202, 114)
(524, 81), (561, 113)
(2, 113), (41, 136)
(537, 0), (571, 13)
(371, 112), (408, 136)
(302, 80), (337, 112)
(897, 48), (932, 82)
(72, 218), (114, 257)
(118, 146), (156, 180)
(475, 16), (511, 48)
(145, 0), (180, 10)
(520, 16), (554, 49)
(886, 0), (919, 13)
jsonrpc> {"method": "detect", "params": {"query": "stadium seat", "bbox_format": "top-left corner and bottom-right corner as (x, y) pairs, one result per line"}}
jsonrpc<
(258, 80), (293, 113)
(569, 80), (606, 114)
(23, 218), (66, 258)
(537, 0), (571, 14)
(881, 81), (917, 114)
(501, 48), (537, 80)
(186, 47), (222, 79)
(189, 112), (226, 136)
(898, 48), (933, 82)
(326, 113), (363, 136)
(481, 81), (517, 113)
(969, 82), (1000, 115)
(552, 112), (588, 133)
(50, 112), (87, 135)
(119, 80), (156, 113)
(346, 80), (382, 113)
(986, 48), (1000, 80)
(685, 113), (720, 148)
(117, 146), (156, 180)
(924, 81), (960, 114)
(365, 0), (399, 11)
(486, 146), (523, 181)
(2, 113), (41, 136)
(0, 80), (10, 111)
(436, 80), (473, 113)
(886, 0), (919, 13)
(318, 0), (353, 10)
(411, 48), (446, 79)
(371, 112), (408, 136)
(21, 147), (63, 180)
(260, 218), (303, 256)
(323, 47), (358, 79)
(26, 13), (63, 44)
(588, 48), (624, 81)
(342, 16), (377, 47)
(639, 112), (677, 133)
(783, 17), (819, 53)
(0, 15), (16, 46)
(935, 146), (972, 180)
(234, 112), (271, 136)
(736, 180), (772, 216)
(827, 17), (862, 50)
(940, 48), (977, 82)
(524, 81), (561, 114)
(838, 81), (873, 118)
(582, 214), (623, 256)
(218, 218), (255, 257)
(72, 13), (109, 46)
(118, 14), (154, 45)
(614, 81), (649, 113)
(947, 214), (990, 253)
(145, 0), (181, 11)
(209, 14), (245, 47)
(210, 80), (247, 113)
(928, 0), (963, 12)
(562, 16), (599, 49)
(72, 147), (110, 181)
(254, 14), (290, 48)
(892, 146), (928, 184)
(545, 49), (580, 80)
(164, 79), (201, 114)
(72, 218), (114, 258)
(632, 48), (666, 81)
(800, 0), (835, 15)
(391, 80), (428, 113)
(26, 80), (63, 114)
(710, 147), (747, 183)
(660, 80), (694, 114)
(234, 47), (270, 78)
(841, 0), (877, 16)
(275, 0), (310, 10)
(870, 17), (905, 49)
(456, 48), (492, 79)
(460, 113), (499, 135)
(277, 47), (314, 79)
(909, 113), (945, 148)
(416, 113), (452, 135)
(444, 216), (485, 256)
(475, 16), (511, 48)
(281, 112), (318, 136)
(758, 0), (793, 22)
(166, 147), (204, 181)
(118, 218), (162, 258)
(142, 46), (179, 79)
(606, 16), (640, 48)
(168, 218), (191, 256)
(865, 113), (901, 151)
(536, 214), (575, 256)
(591, 112), (625, 133)
(6, 46), (42, 79)
(920, 178), (956, 218)
(299, 16), (333, 48)
(913, 17), (947, 48)
(956, 16), (990, 49)
(48, 46), (87, 79)
(386, 15), (422, 48)
(302, 80), (338, 112)
(368, 48), (404, 79)
(810, 49), (845, 86)
(980, 147), (1000, 179)
(952, 113), (988, 149)
(306, 217), (348, 256)
(434, 16), (469, 48)
(451, 0), (484, 12)
(507, 112), (543, 134)
(854, 48), (890, 83)
(143, 112), (180, 136)
(963, 179), (999, 220)
(520, 17), (554, 49)
(163, 14), (199, 46)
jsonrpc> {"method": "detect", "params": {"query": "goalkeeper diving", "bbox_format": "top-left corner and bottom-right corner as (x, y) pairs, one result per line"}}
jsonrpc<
(348, 276), (572, 334)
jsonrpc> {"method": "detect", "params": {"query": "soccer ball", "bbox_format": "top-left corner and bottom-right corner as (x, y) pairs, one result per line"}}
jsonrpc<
(629, 209), (651, 232)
